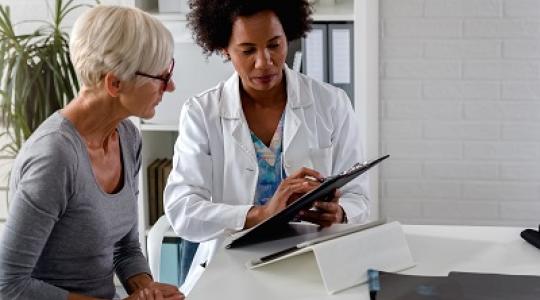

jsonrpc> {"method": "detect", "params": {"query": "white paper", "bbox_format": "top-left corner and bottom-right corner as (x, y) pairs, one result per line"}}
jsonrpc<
(305, 29), (325, 82)
(331, 29), (351, 84)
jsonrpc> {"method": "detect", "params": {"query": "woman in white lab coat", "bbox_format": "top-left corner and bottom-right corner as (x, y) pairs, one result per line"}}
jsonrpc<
(164, 0), (370, 287)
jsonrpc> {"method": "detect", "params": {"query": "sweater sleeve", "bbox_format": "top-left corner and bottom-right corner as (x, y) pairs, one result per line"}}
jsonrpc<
(0, 133), (76, 300)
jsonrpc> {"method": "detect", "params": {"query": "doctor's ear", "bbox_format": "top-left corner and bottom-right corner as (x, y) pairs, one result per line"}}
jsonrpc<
(222, 50), (231, 61)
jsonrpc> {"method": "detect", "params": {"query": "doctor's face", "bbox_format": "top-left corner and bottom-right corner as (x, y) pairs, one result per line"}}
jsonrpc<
(224, 10), (288, 94)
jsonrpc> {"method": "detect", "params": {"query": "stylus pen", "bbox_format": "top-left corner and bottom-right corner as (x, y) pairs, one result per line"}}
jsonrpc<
(305, 175), (324, 183)
(250, 245), (301, 266)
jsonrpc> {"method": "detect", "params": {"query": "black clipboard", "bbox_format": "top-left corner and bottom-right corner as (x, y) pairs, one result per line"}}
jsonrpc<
(226, 154), (390, 248)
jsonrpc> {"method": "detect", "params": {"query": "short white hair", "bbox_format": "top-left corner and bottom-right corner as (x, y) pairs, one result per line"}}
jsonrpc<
(70, 5), (174, 87)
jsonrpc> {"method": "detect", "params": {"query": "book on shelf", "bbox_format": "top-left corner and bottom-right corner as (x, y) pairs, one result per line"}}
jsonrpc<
(147, 158), (173, 225)
(147, 159), (163, 225)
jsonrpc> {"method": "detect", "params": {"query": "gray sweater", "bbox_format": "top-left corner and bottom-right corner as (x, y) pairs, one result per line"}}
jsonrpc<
(0, 112), (151, 299)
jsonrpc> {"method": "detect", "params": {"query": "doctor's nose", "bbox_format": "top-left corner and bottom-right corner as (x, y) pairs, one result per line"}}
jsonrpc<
(255, 49), (272, 69)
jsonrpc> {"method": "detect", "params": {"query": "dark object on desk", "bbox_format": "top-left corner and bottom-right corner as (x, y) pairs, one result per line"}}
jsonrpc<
(368, 269), (540, 300)
(368, 270), (462, 300)
(449, 272), (540, 300)
(520, 225), (540, 250)
(226, 155), (390, 248)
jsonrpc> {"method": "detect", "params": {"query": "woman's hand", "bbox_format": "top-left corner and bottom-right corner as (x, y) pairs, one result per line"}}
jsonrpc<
(124, 275), (184, 300)
(124, 283), (184, 300)
(124, 288), (163, 300)
(297, 189), (345, 227)
(245, 167), (323, 228)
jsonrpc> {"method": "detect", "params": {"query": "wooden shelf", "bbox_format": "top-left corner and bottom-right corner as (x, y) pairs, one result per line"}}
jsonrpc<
(147, 9), (187, 21)
(312, 0), (354, 22)
(140, 123), (178, 132)
(144, 1), (354, 22)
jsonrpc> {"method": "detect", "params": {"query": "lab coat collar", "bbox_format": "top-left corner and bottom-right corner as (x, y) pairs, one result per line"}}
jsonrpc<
(219, 64), (312, 119)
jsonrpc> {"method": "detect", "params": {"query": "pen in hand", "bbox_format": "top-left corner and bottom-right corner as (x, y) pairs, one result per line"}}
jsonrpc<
(304, 175), (324, 183)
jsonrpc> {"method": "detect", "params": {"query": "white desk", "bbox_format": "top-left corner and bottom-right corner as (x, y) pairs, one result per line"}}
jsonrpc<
(188, 225), (540, 299)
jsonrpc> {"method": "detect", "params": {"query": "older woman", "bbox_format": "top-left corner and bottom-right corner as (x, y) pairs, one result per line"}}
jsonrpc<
(0, 6), (183, 300)
(164, 0), (370, 287)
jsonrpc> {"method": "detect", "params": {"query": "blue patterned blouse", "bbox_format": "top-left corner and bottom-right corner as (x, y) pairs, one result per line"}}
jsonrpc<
(250, 114), (285, 206)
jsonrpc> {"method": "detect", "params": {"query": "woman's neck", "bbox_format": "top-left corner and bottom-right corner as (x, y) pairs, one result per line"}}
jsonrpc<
(61, 87), (126, 149)
(240, 76), (287, 109)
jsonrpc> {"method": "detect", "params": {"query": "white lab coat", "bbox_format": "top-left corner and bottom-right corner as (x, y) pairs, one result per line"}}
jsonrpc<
(164, 66), (369, 288)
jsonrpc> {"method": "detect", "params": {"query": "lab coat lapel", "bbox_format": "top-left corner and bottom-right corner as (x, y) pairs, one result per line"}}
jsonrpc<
(220, 73), (257, 165)
(282, 66), (314, 174)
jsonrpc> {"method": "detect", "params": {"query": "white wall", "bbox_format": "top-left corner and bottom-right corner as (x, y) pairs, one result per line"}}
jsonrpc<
(380, 0), (540, 227)
(0, 0), (122, 33)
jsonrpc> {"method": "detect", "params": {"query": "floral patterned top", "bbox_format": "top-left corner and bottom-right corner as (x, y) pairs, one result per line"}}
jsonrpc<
(250, 114), (285, 206)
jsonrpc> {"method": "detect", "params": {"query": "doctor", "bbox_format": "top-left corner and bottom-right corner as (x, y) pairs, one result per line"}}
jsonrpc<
(164, 0), (370, 286)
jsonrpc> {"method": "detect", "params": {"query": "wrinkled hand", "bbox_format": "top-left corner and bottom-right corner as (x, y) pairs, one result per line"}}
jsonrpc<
(125, 282), (184, 300)
(245, 167), (323, 228)
(297, 189), (344, 227)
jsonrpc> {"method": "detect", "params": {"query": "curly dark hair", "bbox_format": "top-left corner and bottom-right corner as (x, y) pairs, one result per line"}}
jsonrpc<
(187, 0), (313, 56)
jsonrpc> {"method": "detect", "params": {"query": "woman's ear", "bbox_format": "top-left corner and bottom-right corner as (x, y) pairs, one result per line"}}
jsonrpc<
(222, 49), (231, 61)
(103, 72), (121, 97)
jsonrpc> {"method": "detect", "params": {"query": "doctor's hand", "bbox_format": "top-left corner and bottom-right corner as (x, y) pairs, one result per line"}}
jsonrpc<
(244, 167), (323, 229)
(297, 189), (345, 228)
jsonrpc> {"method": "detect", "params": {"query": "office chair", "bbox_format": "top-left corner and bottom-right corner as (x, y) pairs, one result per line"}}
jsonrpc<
(146, 215), (202, 295)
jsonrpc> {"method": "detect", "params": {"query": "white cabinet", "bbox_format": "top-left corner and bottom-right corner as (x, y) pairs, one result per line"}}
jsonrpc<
(126, 0), (379, 254)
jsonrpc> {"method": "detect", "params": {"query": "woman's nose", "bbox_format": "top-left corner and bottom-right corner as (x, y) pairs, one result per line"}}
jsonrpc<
(165, 79), (176, 93)
(255, 49), (272, 69)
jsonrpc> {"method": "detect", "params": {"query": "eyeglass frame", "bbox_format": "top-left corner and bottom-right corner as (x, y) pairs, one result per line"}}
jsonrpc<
(135, 58), (175, 92)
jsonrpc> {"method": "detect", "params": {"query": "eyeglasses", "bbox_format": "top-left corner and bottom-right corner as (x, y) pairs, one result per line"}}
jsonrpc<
(135, 59), (175, 92)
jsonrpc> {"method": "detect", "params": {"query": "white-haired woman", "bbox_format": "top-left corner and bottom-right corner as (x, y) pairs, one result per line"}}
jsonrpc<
(0, 6), (183, 300)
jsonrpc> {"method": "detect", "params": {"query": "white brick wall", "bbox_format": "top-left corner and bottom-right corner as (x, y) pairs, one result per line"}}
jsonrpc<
(381, 0), (540, 227)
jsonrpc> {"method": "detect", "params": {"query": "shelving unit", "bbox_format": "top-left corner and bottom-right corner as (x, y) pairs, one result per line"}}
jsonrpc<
(126, 0), (379, 255)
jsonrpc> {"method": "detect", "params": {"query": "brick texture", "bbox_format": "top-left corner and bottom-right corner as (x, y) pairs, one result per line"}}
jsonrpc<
(381, 0), (540, 227)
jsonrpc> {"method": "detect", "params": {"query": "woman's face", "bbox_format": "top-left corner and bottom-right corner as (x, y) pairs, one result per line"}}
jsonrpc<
(120, 68), (176, 119)
(225, 10), (288, 94)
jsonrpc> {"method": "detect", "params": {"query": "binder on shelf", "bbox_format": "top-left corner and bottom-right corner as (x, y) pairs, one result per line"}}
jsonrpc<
(301, 22), (354, 105)
(156, 159), (172, 218)
(302, 23), (328, 83)
(147, 159), (164, 225)
(160, 237), (181, 285)
(328, 23), (354, 102)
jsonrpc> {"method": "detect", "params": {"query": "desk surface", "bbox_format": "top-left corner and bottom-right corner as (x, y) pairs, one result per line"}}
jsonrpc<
(188, 225), (540, 300)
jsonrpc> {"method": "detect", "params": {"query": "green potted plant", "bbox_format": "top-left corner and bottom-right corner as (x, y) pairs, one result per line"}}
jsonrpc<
(0, 0), (98, 156)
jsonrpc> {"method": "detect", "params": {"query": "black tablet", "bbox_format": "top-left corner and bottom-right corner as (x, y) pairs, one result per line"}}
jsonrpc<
(226, 154), (390, 248)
